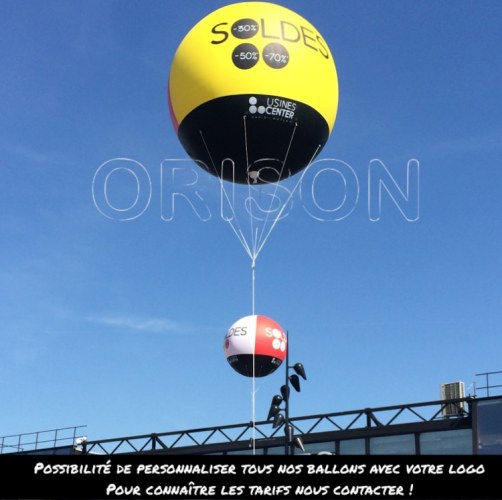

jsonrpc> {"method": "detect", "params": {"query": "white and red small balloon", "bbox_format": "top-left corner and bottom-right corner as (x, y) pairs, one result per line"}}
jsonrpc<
(224, 315), (287, 377)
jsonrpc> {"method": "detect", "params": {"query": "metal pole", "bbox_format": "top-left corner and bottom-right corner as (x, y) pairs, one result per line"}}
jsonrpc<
(285, 331), (290, 456)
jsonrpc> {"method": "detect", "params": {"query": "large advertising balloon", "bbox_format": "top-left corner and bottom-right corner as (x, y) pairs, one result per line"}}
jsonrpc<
(169, 2), (338, 184)
(224, 314), (287, 377)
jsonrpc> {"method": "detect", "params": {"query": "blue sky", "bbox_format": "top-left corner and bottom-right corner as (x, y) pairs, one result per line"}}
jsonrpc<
(1, 0), (501, 443)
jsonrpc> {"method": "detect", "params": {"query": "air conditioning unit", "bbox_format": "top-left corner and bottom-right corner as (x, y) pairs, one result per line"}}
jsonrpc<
(440, 381), (465, 417)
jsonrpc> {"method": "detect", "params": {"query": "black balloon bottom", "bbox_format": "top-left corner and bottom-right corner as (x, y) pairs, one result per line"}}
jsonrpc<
(177, 94), (329, 184)
(227, 354), (283, 377)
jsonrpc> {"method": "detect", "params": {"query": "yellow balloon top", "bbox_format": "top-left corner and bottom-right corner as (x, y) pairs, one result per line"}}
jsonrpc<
(169, 1), (338, 132)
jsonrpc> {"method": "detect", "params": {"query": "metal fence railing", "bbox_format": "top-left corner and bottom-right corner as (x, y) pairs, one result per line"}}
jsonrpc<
(82, 397), (473, 455)
(0, 425), (87, 454)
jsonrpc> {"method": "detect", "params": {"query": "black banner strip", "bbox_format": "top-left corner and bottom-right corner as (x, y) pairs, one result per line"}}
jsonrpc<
(0, 455), (499, 499)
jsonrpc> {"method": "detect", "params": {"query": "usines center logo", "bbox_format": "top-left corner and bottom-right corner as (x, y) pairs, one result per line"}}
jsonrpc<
(248, 96), (296, 120)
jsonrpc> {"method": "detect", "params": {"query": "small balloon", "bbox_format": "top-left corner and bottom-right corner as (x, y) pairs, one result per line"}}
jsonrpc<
(224, 314), (287, 377)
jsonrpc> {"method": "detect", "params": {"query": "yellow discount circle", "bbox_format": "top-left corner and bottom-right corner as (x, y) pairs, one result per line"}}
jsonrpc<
(168, 2), (339, 184)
